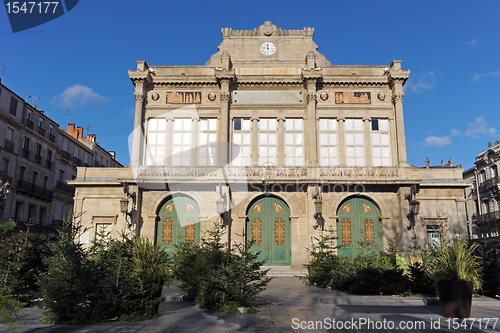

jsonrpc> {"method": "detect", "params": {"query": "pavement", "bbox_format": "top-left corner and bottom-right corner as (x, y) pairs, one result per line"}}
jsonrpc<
(2, 277), (500, 333)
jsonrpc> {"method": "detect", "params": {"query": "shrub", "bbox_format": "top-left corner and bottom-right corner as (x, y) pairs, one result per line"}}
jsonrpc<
(172, 225), (271, 313)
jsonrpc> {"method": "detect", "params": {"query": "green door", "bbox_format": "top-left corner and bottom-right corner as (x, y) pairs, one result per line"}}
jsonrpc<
(247, 197), (291, 266)
(337, 197), (381, 259)
(157, 197), (200, 253)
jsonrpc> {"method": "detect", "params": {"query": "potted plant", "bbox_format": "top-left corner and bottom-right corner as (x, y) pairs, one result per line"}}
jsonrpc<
(429, 237), (482, 318)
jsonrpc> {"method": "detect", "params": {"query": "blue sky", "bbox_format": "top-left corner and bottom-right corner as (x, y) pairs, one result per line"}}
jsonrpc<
(1, 0), (499, 169)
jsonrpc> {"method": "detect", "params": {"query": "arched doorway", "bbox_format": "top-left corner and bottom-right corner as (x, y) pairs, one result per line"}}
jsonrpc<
(337, 197), (381, 259)
(246, 196), (291, 266)
(157, 196), (200, 253)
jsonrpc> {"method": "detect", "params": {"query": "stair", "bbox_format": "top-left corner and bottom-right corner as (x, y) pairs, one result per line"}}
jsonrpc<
(261, 266), (307, 277)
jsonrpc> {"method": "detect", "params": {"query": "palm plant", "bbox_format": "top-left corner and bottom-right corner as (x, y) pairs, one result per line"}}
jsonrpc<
(429, 237), (483, 290)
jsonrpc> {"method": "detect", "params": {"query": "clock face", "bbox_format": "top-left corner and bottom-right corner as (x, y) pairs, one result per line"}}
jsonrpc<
(260, 42), (276, 55)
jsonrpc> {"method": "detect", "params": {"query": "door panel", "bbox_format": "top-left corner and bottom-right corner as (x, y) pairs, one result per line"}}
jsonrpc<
(157, 197), (200, 253)
(247, 197), (291, 266)
(337, 197), (381, 258)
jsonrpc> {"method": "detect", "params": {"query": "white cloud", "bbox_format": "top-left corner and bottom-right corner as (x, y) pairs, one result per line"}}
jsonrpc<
(472, 71), (500, 82)
(425, 136), (452, 147)
(467, 39), (478, 48)
(464, 115), (497, 138)
(52, 84), (110, 109)
(404, 71), (437, 93)
(424, 115), (497, 147)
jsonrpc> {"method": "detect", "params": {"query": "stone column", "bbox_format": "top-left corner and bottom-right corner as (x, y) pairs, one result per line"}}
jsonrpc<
(389, 116), (397, 166)
(131, 88), (146, 169)
(277, 117), (285, 166)
(392, 87), (408, 167)
(251, 117), (259, 166)
(165, 117), (173, 166)
(218, 81), (230, 166)
(306, 80), (318, 166)
(191, 117), (199, 166)
(337, 117), (346, 167)
(363, 117), (372, 167)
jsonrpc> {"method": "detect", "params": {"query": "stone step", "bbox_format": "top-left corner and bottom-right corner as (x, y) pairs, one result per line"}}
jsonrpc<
(261, 266), (307, 277)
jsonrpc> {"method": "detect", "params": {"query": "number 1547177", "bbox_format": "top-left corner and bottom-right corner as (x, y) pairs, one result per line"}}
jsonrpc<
(5, 2), (59, 14)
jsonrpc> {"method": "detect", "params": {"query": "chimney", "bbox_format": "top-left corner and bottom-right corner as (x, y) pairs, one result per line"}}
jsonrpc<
(425, 157), (429, 169)
(87, 134), (96, 142)
(31, 104), (36, 108)
(67, 123), (78, 139)
(448, 158), (453, 166)
(108, 151), (116, 159)
(38, 110), (44, 114)
(77, 126), (83, 138)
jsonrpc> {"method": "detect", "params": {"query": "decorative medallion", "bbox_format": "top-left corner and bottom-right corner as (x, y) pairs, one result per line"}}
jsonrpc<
(185, 221), (195, 244)
(335, 92), (371, 104)
(363, 203), (373, 214)
(341, 203), (351, 213)
(252, 219), (262, 245)
(207, 92), (217, 101)
(253, 202), (262, 213)
(341, 219), (352, 245)
(275, 218), (285, 245)
(165, 202), (174, 212)
(151, 93), (160, 101)
(377, 92), (386, 101)
(166, 92), (202, 104)
(274, 202), (284, 213)
(260, 21), (275, 36)
(162, 218), (173, 244)
(364, 219), (375, 245)
(186, 202), (195, 213)
(319, 91), (329, 101)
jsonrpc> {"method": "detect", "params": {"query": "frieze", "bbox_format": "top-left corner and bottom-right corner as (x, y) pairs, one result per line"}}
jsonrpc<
(136, 166), (400, 181)
(335, 92), (371, 104)
(166, 92), (202, 104)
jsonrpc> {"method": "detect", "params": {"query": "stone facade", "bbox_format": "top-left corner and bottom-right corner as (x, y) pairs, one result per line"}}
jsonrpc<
(464, 143), (500, 244)
(71, 23), (468, 268)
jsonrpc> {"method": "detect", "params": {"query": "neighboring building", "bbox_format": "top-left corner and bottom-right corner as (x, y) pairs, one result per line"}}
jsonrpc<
(464, 143), (500, 244)
(72, 22), (467, 270)
(0, 82), (122, 235)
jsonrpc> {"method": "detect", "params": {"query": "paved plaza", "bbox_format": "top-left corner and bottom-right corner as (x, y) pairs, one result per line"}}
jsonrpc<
(2, 277), (500, 333)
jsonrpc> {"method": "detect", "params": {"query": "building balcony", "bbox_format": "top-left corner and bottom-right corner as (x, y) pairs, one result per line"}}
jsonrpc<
(60, 150), (71, 161)
(38, 126), (45, 137)
(72, 156), (81, 166)
(3, 139), (15, 153)
(16, 179), (53, 201)
(34, 154), (42, 164)
(49, 133), (55, 142)
(14, 217), (60, 232)
(21, 148), (30, 159)
(25, 119), (34, 130)
(473, 210), (500, 225)
(56, 181), (75, 196)
(479, 176), (499, 193)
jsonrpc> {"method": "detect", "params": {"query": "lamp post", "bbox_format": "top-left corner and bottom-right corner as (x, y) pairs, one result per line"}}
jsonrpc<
(405, 184), (420, 230)
(313, 184), (323, 230)
(120, 183), (136, 228)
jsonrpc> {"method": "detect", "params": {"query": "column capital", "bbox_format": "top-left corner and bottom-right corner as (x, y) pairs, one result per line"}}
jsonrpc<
(337, 117), (345, 122)
(392, 91), (404, 103)
(220, 92), (230, 102)
(363, 116), (371, 122)
(134, 93), (145, 102)
(307, 92), (317, 104)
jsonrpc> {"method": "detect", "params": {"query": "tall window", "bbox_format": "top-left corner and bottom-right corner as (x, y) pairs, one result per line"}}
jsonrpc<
(318, 118), (337, 166)
(62, 138), (68, 152)
(74, 145), (79, 158)
(285, 119), (303, 166)
(345, 118), (364, 166)
(371, 119), (391, 167)
(145, 118), (166, 166)
(172, 118), (192, 166)
(9, 97), (17, 115)
(492, 165), (498, 179)
(232, 118), (251, 166)
(198, 118), (217, 166)
(259, 118), (277, 166)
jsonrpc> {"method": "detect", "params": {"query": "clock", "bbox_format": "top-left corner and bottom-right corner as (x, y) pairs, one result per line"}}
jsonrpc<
(260, 42), (276, 56)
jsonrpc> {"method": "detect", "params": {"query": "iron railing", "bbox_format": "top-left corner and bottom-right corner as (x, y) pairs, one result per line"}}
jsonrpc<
(16, 179), (53, 201)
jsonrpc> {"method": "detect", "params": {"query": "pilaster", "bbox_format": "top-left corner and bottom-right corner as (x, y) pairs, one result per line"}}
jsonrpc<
(363, 117), (372, 167)
(277, 117), (285, 166)
(337, 117), (346, 167)
(251, 117), (259, 166)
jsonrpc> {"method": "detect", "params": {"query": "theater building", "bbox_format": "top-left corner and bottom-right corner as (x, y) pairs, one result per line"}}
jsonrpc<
(72, 22), (467, 269)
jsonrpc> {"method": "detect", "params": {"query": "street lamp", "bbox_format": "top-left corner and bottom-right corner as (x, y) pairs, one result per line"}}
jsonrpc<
(313, 184), (323, 230)
(120, 183), (136, 227)
(0, 176), (11, 218)
(406, 184), (420, 230)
